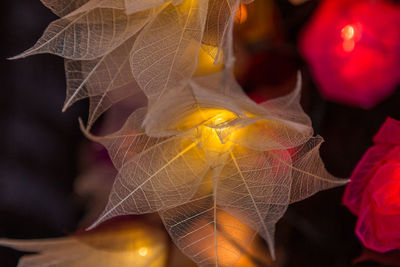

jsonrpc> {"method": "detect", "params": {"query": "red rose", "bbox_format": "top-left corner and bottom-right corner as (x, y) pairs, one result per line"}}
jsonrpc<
(300, 0), (400, 108)
(343, 117), (400, 252)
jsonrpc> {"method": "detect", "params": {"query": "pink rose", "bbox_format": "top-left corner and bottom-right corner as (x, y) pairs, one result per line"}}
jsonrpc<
(300, 0), (400, 108)
(343, 117), (400, 252)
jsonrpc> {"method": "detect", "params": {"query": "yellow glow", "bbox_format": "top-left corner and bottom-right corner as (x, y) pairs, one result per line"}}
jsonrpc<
(341, 25), (355, 40)
(204, 111), (237, 128)
(138, 247), (148, 257)
(75, 222), (167, 267)
(182, 209), (268, 266)
(176, 108), (236, 131)
(214, 117), (224, 124)
(177, 108), (240, 154)
(194, 45), (224, 77)
(200, 111), (238, 152)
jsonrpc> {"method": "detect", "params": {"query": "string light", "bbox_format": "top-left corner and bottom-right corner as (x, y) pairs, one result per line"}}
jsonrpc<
(200, 110), (238, 152)
(341, 24), (358, 52)
(341, 25), (355, 40)
(235, 4), (248, 24)
(138, 247), (148, 257)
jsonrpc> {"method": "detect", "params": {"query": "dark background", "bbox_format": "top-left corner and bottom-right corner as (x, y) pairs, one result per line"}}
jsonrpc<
(0, 0), (399, 266)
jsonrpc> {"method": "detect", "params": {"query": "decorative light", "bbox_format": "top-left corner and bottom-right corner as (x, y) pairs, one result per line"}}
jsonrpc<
(194, 45), (224, 76)
(138, 247), (148, 257)
(300, 0), (400, 108)
(235, 4), (248, 24)
(341, 25), (355, 40)
(340, 24), (361, 52)
(194, 109), (239, 154)
(0, 221), (167, 266)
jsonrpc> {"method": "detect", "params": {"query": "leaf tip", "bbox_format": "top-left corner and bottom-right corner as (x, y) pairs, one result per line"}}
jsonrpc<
(7, 49), (35, 60)
(7, 55), (23, 60)
(79, 117), (101, 143)
(85, 222), (98, 232)
(62, 102), (70, 113)
(78, 117), (86, 130)
(85, 213), (110, 232)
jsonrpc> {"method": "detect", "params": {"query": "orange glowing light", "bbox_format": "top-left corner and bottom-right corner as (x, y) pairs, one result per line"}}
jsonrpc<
(341, 25), (355, 40)
(341, 25), (356, 52)
(343, 39), (355, 52)
(235, 4), (248, 24)
(138, 247), (148, 257)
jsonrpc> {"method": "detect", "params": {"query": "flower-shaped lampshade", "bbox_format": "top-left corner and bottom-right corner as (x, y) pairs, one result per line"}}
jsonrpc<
(300, 0), (400, 108)
(14, 0), (250, 129)
(343, 118), (400, 253)
(10, 1), (346, 265)
(84, 72), (347, 264)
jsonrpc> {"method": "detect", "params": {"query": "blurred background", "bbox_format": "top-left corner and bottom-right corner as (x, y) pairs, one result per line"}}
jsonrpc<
(1, 0), (399, 266)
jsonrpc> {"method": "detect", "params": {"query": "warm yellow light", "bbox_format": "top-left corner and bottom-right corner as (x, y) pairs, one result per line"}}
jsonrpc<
(201, 111), (238, 152)
(138, 247), (148, 257)
(180, 209), (265, 266)
(178, 108), (240, 156)
(176, 108), (236, 131)
(194, 45), (224, 76)
(205, 112), (236, 128)
(214, 117), (224, 124)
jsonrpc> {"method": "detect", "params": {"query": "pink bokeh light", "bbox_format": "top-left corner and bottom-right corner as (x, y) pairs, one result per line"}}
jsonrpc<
(300, 0), (400, 108)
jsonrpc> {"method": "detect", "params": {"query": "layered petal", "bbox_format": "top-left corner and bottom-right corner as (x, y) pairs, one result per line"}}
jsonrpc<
(202, 0), (240, 66)
(86, 109), (208, 229)
(13, 5), (153, 60)
(130, 0), (208, 105)
(160, 170), (258, 267)
(356, 163), (400, 252)
(218, 148), (292, 259)
(64, 36), (144, 128)
(124, 0), (184, 14)
(343, 145), (392, 215)
(287, 136), (348, 203)
(40, 0), (89, 16)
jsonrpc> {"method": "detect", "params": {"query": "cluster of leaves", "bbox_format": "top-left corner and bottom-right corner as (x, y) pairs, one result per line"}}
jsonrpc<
(3, 0), (347, 266)
(15, 0), (245, 130)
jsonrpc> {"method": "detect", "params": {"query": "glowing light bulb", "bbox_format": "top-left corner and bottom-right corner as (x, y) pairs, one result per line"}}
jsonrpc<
(215, 117), (224, 124)
(341, 24), (358, 52)
(341, 25), (355, 40)
(235, 4), (248, 24)
(213, 116), (228, 128)
(193, 109), (238, 153)
(176, 108), (241, 156)
(201, 113), (239, 155)
(138, 247), (148, 257)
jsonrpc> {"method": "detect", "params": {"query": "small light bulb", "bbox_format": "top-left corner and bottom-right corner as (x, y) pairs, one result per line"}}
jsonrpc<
(215, 117), (224, 124)
(138, 247), (148, 257)
(341, 25), (355, 40)
(341, 25), (358, 52)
